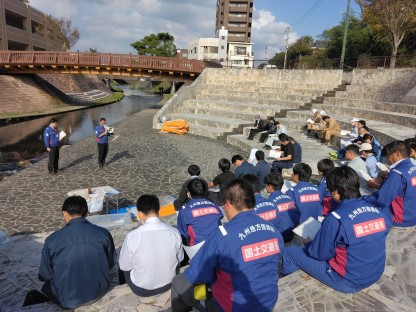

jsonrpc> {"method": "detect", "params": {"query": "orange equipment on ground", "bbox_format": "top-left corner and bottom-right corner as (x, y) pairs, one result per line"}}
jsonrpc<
(161, 119), (189, 135)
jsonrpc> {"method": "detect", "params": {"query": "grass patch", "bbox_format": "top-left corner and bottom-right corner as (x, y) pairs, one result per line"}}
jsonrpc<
(93, 92), (125, 105)
(151, 81), (171, 94)
(158, 94), (173, 105)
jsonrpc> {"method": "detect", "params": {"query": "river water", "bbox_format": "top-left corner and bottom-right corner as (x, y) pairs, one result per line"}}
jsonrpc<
(0, 86), (161, 174)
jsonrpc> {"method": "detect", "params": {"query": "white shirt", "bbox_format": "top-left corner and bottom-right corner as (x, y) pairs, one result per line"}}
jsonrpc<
(119, 217), (184, 290)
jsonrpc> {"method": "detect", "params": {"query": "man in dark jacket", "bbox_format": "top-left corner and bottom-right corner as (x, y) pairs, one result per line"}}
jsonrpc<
(43, 118), (60, 174)
(24, 196), (116, 309)
(247, 114), (267, 140)
(254, 150), (271, 190)
(174, 165), (208, 211)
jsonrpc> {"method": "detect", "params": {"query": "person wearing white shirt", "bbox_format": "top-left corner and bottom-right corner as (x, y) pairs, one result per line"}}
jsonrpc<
(119, 195), (184, 297)
(264, 121), (287, 149)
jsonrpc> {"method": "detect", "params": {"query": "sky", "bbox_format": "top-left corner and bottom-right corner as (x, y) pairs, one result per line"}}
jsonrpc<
(29, 0), (361, 60)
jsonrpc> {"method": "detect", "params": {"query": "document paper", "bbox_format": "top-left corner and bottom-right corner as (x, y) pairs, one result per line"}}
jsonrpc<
(293, 217), (322, 240)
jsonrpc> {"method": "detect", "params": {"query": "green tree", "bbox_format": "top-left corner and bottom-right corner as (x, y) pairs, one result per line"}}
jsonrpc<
(45, 16), (80, 50)
(322, 16), (390, 66)
(131, 32), (176, 57)
(357, 0), (416, 68)
(89, 48), (98, 53)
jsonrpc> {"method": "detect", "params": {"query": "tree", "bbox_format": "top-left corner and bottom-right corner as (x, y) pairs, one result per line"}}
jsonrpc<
(131, 33), (176, 57)
(322, 16), (390, 66)
(43, 15), (80, 50)
(357, 0), (416, 68)
(89, 48), (98, 53)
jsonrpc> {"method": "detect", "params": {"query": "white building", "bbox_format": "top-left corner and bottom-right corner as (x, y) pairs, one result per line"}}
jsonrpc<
(187, 28), (254, 68)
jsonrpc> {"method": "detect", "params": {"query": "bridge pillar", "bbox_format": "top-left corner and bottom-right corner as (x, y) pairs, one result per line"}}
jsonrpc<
(170, 81), (176, 95)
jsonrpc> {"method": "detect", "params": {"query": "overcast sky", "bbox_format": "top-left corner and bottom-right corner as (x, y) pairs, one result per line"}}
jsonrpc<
(29, 0), (360, 60)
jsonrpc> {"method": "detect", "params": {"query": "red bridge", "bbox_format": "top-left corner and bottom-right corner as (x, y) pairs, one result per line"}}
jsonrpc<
(0, 51), (210, 79)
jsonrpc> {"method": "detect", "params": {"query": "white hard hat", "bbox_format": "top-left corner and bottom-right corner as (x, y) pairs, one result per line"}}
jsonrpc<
(351, 117), (360, 123)
(312, 108), (318, 114)
(359, 143), (373, 152)
(320, 110), (326, 116)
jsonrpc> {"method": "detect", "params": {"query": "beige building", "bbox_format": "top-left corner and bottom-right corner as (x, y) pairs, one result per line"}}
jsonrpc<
(0, 0), (54, 50)
(216, 0), (253, 43)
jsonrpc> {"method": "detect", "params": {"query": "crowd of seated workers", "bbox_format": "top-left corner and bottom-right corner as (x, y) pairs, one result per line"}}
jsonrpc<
(23, 137), (416, 311)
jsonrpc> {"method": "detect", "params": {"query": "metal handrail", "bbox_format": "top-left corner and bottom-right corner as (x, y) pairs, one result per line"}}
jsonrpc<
(0, 51), (206, 73)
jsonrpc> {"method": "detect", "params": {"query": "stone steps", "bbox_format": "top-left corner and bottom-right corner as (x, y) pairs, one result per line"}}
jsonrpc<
(335, 90), (404, 103)
(197, 90), (322, 103)
(177, 107), (271, 122)
(195, 94), (316, 106)
(200, 84), (329, 96)
(181, 99), (303, 115)
(165, 113), (252, 131)
(204, 81), (340, 90)
(322, 97), (416, 115)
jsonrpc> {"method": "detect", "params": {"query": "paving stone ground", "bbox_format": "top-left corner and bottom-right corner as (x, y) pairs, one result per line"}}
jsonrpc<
(0, 109), (415, 312)
(0, 108), (242, 235)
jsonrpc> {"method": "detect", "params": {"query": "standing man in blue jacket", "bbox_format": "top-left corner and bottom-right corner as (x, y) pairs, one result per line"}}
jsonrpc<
(95, 117), (111, 168)
(43, 118), (60, 174)
(283, 166), (390, 293)
(24, 196), (116, 309)
(171, 179), (284, 312)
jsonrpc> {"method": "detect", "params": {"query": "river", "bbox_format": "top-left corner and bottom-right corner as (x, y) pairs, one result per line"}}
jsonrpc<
(0, 86), (161, 175)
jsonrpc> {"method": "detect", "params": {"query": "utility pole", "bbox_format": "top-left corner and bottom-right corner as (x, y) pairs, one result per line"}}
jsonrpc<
(340, 0), (351, 69)
(283, 27), (290, 69)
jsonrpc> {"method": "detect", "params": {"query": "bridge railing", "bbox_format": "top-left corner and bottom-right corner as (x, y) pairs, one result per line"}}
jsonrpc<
(0, 51), (206, 73)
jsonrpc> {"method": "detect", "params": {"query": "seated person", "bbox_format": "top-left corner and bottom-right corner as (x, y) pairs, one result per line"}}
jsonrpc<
(258, 117), (276, 143)
(306, 108), (322, 133)
(247, 114), (267, 140)
(316, 159), (335, 216)
(232, 154), (256, 178)
(243, 174), (281, 231)
(359, 143), (379, 179)
(254, 150), (270, 190)
(174, 165), (208, 211)
(362, 133), (382, 162)
(24, 196), (116, 309)
(208, 158), (236, 205)
(345, 145), (370, 192)
(321, 115), (340, 145)
(271, 133), (294, 174)
(264, 121), (287, 148)
(177, 179), (224, 246)
(367, 141), (416, 227)
(332, 122), (368, 160)
(264, 174), (298, 242)
(283, 166), (390, 293)
(171, 179), (285, 312)
(289, 136), (302, 164)
(405, 138), (416, 165)
(339, 118), (360, 149)
(119, 195), (184, 297)
(286, 163), (322, 224)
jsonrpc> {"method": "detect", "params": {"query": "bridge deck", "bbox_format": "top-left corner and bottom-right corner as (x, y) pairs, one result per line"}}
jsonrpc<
(0, 51), (207, 78)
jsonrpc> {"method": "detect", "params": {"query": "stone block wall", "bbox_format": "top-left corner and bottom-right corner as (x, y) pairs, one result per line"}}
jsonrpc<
(37, 74), (110, 94)
(351, 68), (416, 92)
(0, 75), (61, 115)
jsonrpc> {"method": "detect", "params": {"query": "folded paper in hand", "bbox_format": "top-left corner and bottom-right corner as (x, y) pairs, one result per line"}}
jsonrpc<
(59, 131), (66, 141)
(293, 217), (322, 240)
(269, 150), (283, 158)
(183, 241), (205, 260)
(307, 118), (314, 124)
(358, 170), (372, 182)
(376, 162), (389, 172)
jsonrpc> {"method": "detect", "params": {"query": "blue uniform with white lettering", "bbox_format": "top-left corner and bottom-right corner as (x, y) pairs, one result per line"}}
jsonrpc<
(371, 158), (416, 227)
(177, 198), (223, 246)
(43, 125), (60, 148)
(283, 198), (390, 293)
(268, 190), (297, 241)
(253, 193), (281, 232)
(287, 181), (322, 224)
(95, 125), (109, 143)
(185, 211), (284, 312)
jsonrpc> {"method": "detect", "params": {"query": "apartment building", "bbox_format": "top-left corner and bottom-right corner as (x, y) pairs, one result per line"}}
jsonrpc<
(215, 0), (253, 43)
(0, 0), (54, 50)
